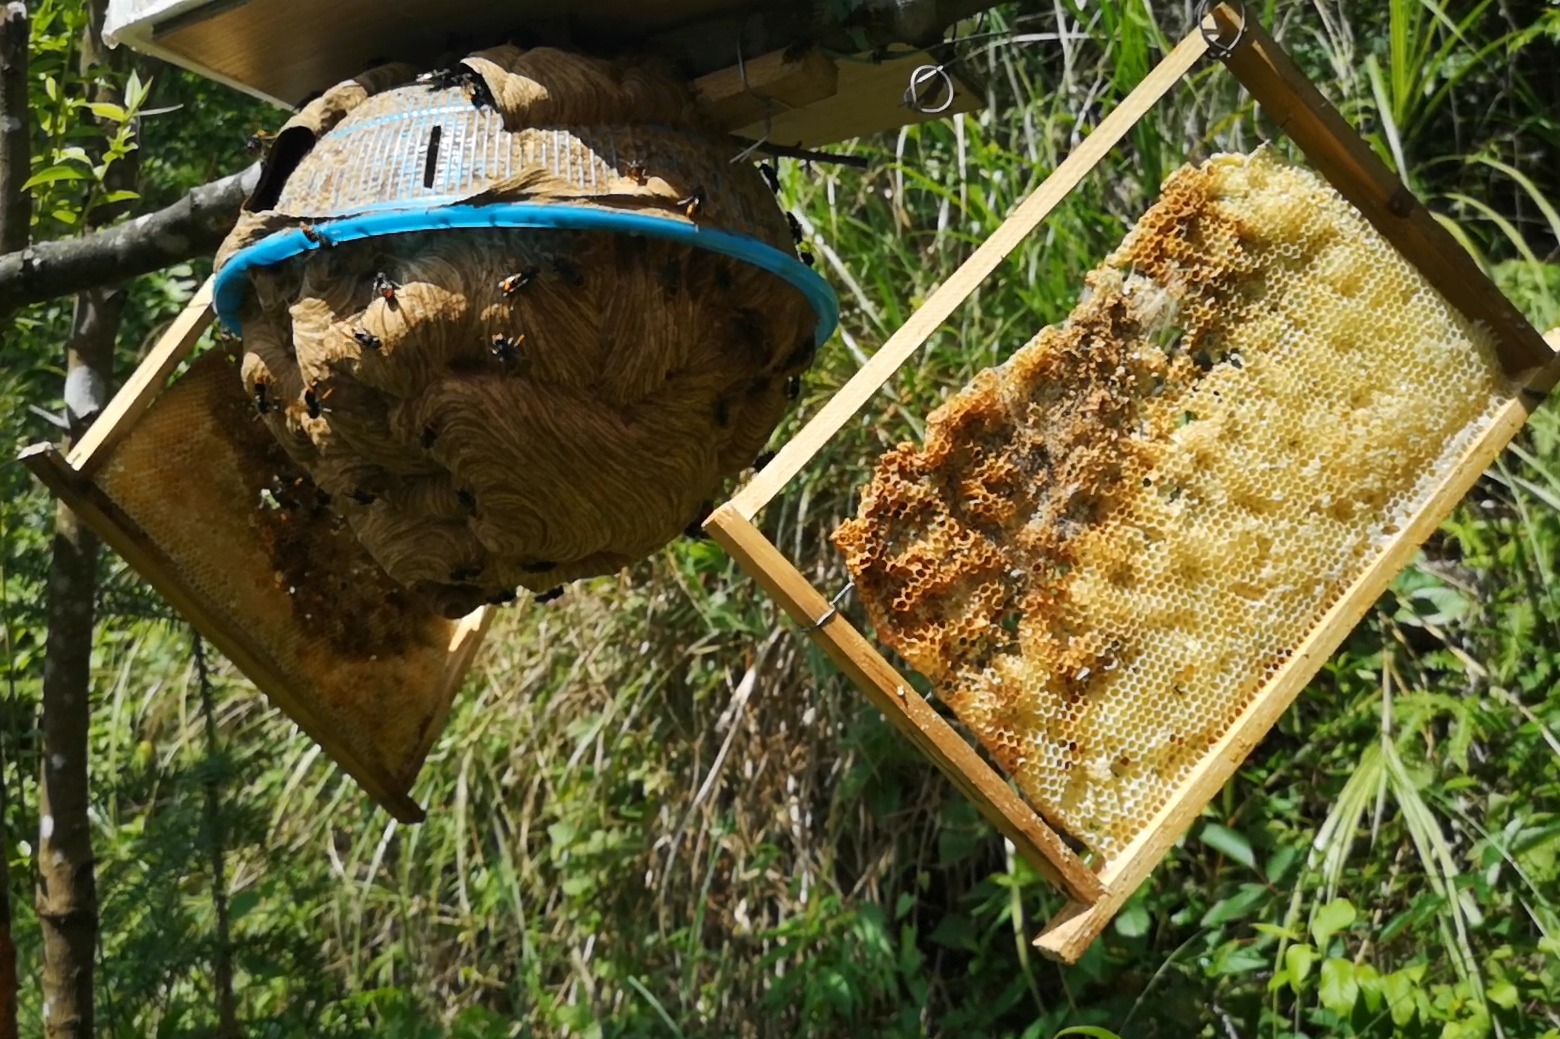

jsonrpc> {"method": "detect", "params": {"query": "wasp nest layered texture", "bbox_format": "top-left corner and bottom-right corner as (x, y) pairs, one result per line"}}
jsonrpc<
(835, 150), (1515, 858)
(220, 48), (817, 618)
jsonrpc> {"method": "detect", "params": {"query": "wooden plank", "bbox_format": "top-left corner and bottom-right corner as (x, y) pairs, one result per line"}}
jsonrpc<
(19, 442), (427, 824)
(729, 49), (982, 151)
(412, 606), (494, 772)
(68, 279), (215, 476)
(705, 504), (1104, 904)
(696, 46), (840, 131)
(1034, 349), (1560, 963)
(1211, 4), (1554, 379)
(143, 0), (755, 108)
(728, 26), (1211, 521)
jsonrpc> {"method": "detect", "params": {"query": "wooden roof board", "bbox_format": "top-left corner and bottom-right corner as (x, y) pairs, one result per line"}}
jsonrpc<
(106, 0), (985, 146)
(151, 0), (755, 108)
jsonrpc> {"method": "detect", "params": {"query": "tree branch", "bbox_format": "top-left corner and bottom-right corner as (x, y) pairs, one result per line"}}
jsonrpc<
(0, 1), (29, 255)
(0, 162), (257, 316)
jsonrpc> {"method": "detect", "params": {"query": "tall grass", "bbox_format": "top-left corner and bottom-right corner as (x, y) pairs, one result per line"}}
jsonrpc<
(3, 1), (1559, 1036)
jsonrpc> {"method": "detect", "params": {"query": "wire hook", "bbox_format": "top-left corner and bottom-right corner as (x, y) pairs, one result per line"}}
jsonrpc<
(729, 38), (780, 164)
(1197, 0), (1248, 60)
(804, 581), (856, 632)
(904, 63), (956, 115)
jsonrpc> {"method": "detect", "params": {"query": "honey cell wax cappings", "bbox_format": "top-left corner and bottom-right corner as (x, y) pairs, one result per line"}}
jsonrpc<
(835, 150), (1514, 858)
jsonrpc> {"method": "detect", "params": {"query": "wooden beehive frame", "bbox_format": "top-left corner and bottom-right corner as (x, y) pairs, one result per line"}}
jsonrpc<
(21, 284), (492, 822)
(704, 4), (1560, 963)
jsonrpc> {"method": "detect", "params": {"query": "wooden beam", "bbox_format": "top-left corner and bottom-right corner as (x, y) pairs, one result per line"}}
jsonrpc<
(727, 25), (1211, 521)
(1210, 4), (1554, 380)
(20, 441), (428, 823)
(695, 45), (840, 131)
(1034, 350), (1560, 963)
(729, 48), (982, 151)
(67, 279), (215, 475)
(705, 504), (1104, 904)
(413, 606), (494, 772)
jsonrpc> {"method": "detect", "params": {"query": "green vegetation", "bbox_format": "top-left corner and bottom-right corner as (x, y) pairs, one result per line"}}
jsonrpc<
(3, 1), (1559, 1036)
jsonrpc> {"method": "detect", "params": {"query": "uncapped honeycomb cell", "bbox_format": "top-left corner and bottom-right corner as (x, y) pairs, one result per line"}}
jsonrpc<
(835, 149), (1516, 859)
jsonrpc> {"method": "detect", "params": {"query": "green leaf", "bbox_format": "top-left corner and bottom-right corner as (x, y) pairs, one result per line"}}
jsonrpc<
(21, 165), (88, 190)
(1382, 970), (1418, 1027)
(86, 101), (128, 122)
(1355, 962), (1382, 1012)
(1113, 903), (1150, 938)
(1319, 958), (1359, 1017)
(1201, 823), (1256, 870)
(1252, 923), (1301, 941)
(1265, 844), (1300, 884)
(1054, 1028), (1124, 1039)
(1284, 944), (1316, 993)
(1487, 979), (1520, 1009)
(929, 913), (976, 952)
(1200, 883), (1268, 927)
(1310, 898), (1357, 948)
(228, 890), (261, 920)
(94, 189), (140, 206)
(1210, 942), (1266, 976)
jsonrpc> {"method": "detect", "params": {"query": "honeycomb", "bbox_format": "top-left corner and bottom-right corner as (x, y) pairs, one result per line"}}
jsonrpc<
(834, 149), (1516, 858)
(97, 345), (462, 794)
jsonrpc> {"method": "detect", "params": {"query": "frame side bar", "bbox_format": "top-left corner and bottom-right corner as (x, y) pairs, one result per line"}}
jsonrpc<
(727, 27), (1212, 521)
(1212, 6), (1554, 379)
(20, 442), (426, 823)
(1034, 349), (1560, 963)
(706, 505), (1104, 904)
(68, 278), (217, 475)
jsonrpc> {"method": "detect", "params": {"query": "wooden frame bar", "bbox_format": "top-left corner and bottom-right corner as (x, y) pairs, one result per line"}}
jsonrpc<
(21, 285), (493, 823)
(706, 505), (1103, 904)
(728, 27), (1213, 522)
(1034, 346), (1559, 959)
(708, 4), (1559, 964)
(68, 278), (217, 475)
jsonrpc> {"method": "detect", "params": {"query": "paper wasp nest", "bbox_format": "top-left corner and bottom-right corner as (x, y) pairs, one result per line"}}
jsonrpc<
(835, 150), (1514, 857)
(220, 48), (818, 619)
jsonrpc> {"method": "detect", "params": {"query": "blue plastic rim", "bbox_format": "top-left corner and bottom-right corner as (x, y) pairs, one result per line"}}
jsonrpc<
(212, 203), (840, 345)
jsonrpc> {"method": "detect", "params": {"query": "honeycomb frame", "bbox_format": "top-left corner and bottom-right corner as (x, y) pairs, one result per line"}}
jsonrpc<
(703, 5), (1560, 964)
(21, 280), (492, 823)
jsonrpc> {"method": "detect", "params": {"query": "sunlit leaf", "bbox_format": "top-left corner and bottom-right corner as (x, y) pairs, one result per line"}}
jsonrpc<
(1319, 958), (1359, 1017)
(21, 165), (88, 190)
(1310, 898), (1357, 948)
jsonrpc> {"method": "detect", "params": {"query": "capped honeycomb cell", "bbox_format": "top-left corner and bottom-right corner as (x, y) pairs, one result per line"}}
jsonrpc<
(95, 345), (467, 809)
(834, 149), (1515, 859)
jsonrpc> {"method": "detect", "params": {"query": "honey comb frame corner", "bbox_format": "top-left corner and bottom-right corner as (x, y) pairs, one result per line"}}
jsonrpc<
(21, 280), (493, 824)
(702, 3), (1560, 964)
